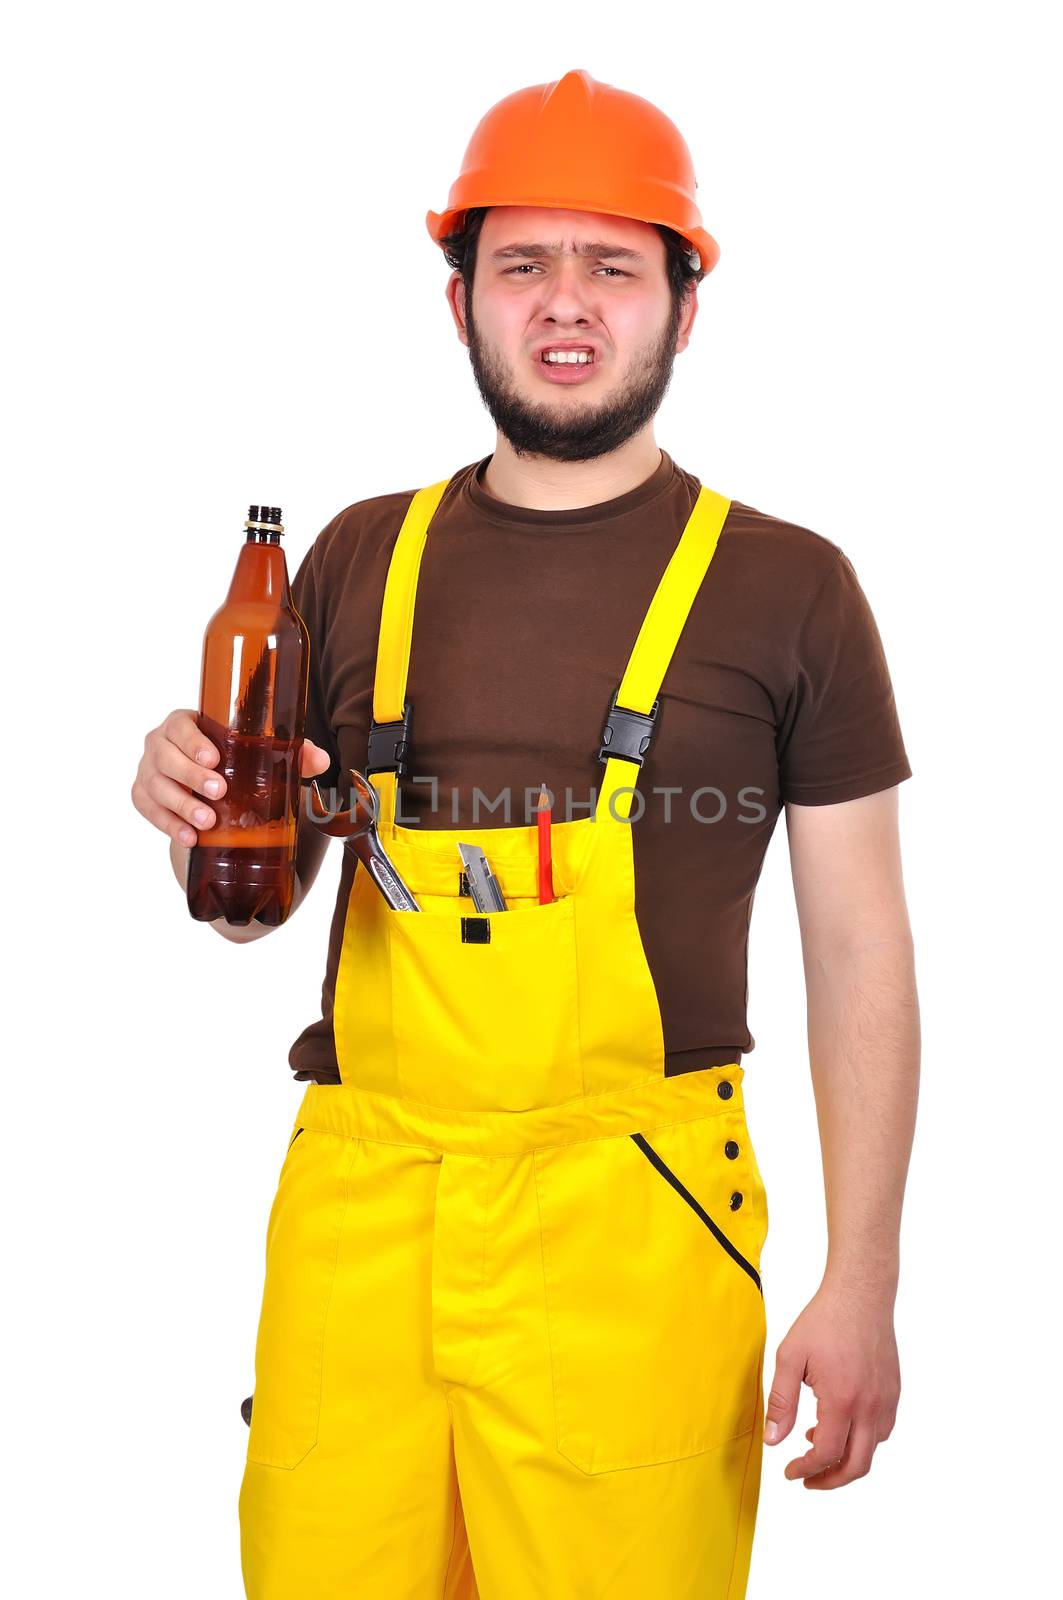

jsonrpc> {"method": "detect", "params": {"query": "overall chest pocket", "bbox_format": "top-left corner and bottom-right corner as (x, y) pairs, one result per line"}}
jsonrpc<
(387, 893), (582, 1110)
(533, 1105), (769, 1474)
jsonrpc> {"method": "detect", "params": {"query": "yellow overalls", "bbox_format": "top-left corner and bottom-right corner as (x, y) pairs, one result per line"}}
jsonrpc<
(239, 477), (770, 1599)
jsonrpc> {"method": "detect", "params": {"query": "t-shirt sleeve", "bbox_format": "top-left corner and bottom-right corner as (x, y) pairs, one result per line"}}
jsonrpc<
(777, 549), (912, 805)
(290, 536), (343, 795)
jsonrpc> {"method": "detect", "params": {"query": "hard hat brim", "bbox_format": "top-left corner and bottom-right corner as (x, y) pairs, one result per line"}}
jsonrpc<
(425, 200), (720, 275)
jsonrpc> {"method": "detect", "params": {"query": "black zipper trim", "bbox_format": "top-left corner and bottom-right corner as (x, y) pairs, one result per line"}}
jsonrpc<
(287, 1126), (305, 1151)
(631, 1132), (762, 1294)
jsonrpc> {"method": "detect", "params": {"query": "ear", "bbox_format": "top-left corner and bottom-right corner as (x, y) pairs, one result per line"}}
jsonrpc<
(445, 271), (469, 348)
(675, 285), (699, 356)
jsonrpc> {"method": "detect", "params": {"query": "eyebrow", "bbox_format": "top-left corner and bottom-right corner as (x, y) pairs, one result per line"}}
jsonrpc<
(489, 241), (648, 265)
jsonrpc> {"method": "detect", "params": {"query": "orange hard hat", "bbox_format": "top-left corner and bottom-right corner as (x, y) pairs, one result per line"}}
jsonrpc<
(425, 69), (720, 275)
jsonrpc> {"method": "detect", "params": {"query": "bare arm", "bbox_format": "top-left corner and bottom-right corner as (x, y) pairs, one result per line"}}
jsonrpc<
(763, 784), (920, 1487)
(789, 784), (920, 1290)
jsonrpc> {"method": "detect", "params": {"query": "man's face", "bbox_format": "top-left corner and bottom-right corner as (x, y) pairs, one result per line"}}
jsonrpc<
(447, 207), (697, 463)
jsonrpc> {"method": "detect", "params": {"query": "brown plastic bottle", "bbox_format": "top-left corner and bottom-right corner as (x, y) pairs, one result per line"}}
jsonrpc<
(186, 505), (310, 927)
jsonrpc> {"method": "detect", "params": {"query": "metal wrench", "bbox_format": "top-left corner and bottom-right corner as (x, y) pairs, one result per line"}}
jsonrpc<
(306, 767), (420, 911)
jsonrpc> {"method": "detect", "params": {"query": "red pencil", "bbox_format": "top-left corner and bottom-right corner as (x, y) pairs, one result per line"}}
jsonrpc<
(536, 784), (555, 904)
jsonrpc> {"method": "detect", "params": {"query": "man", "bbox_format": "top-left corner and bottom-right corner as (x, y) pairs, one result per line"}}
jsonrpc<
(133, 68), (918, 1600)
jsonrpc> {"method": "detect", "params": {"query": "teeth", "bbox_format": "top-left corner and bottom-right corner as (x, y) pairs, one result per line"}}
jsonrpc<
(542, 350), (593, 364)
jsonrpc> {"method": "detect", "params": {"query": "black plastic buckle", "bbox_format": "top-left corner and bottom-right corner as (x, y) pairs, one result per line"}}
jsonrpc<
(367, 703), (413, 776)
(598, 689), (660, 767)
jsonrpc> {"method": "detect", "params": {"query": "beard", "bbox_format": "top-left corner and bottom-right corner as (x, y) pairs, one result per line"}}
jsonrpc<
(463, 292), (683, 464)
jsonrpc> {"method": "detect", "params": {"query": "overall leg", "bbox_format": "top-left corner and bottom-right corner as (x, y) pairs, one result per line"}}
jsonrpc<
(239, 1128), (478, 1599)
(445, 1111), (768, 1600)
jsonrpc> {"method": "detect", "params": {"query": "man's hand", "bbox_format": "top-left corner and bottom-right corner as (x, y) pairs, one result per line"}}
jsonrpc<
(133, 710), (336, 935)
(131, 708), (332, 846)
(763, 1281), (900, 1488)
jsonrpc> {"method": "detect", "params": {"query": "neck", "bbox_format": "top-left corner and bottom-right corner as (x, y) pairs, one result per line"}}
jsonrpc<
(481, 432), (663, 513)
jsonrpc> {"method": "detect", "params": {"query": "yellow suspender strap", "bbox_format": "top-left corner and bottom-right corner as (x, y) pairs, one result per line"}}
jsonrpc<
(373, 478), (452, 724)
(368, 478), (451, 823)
(597, 484), (731, 820)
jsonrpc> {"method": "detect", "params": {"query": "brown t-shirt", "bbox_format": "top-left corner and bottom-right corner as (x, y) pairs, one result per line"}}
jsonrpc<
(288, 449), (911, 1083)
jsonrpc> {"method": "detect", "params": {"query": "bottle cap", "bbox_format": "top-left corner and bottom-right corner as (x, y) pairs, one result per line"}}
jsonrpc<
(245, 505), (284, 534)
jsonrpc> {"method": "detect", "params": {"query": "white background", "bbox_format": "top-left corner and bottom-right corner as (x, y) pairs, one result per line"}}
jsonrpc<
(4, 2), (1059, 1595)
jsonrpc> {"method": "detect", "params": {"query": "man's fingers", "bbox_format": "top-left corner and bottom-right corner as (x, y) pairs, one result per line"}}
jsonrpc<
(300, 740), (334, 779)
(763, 1345), (806, 1444)
(156, 736), (227, 803)
(802, 1417), (878, 1490)
(132, 708), (230, 844)
(135, 786), (200, 848)
(163, 709), (219, 770)
(783, 1398), (852, 1481)
(149, 772), (219, 836)
(133, 713), (226, 828)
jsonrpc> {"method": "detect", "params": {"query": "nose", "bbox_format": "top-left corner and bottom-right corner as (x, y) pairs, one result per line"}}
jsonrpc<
(535, 256), (598, 325)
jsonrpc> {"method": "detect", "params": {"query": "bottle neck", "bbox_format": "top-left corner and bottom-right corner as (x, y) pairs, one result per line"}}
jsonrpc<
(226, 538), (290, 604)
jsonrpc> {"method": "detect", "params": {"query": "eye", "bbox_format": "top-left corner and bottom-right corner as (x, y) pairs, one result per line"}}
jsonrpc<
(504, 264), (629, 277)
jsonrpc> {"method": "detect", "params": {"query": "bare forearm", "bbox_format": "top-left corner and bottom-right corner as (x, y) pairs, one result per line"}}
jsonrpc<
(803, 930), (920, 1301)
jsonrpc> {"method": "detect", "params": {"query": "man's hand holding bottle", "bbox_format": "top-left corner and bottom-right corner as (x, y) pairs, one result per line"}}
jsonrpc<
(131, 709), (333, 939)
(132, 709), (332, 848)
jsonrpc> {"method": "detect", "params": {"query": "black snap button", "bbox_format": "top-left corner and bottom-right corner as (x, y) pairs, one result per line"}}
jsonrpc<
(730, 1191), (743, 1211)
(717, 1079), (734, 1100)
(724, 1140), (740, 1159)
(241, 1394), (253, 1426)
